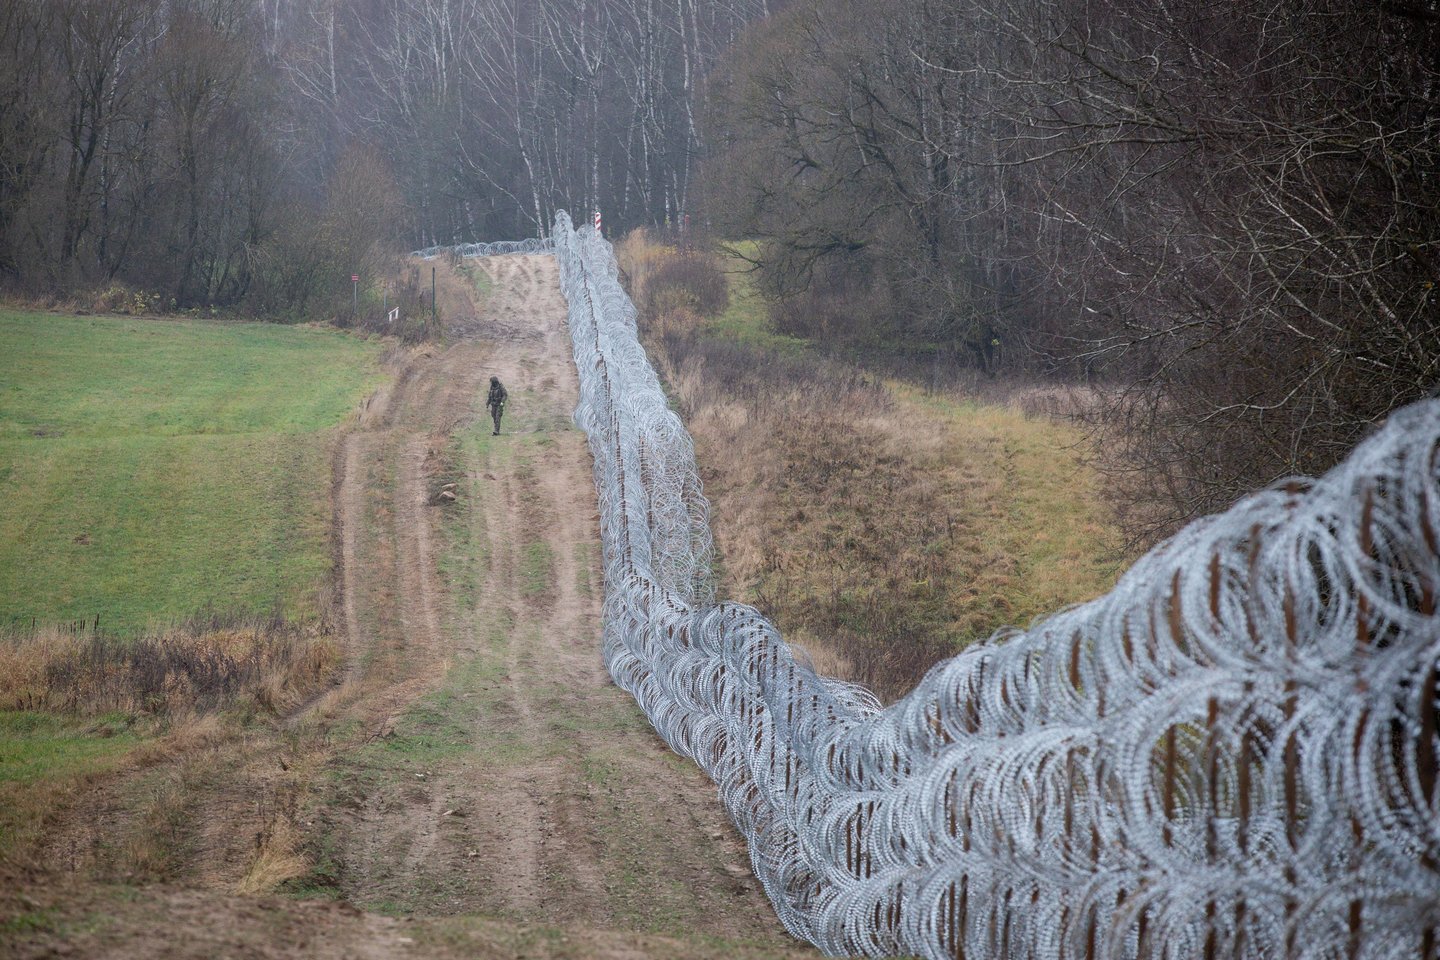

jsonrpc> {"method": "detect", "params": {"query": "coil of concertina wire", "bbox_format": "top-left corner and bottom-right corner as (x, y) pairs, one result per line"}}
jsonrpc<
(411, 237), (554, 260)
(545, 209), (1440, 960)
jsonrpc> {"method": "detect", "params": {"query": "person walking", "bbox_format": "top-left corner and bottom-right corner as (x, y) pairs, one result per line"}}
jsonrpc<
(486, 376), (508, 435)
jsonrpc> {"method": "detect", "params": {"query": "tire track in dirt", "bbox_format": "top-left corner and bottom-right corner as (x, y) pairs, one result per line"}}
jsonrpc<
(323, 334), (492, 904)
(328, 337), (489, 720)
(337, 432), (368, 685)
(323, 255), (809, 950)
(394, 433), (444, 662)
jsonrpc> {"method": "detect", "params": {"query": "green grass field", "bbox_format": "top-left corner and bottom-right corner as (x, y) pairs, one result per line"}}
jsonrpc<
(708, 245), (810, 356)
(0, 311), (382, 633)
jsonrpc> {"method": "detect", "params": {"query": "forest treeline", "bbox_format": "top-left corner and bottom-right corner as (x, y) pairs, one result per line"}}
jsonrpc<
(3, 0), (1436, 532)
(703, 0), (1440, 535)
(0, 0), (760, 314)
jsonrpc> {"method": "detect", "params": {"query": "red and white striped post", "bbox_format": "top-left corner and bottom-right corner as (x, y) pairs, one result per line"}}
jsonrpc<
(593, 209), (602, 236)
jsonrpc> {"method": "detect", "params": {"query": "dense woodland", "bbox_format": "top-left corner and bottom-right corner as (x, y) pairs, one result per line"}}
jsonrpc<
(703, 0), (1440, 533)
(3, 0), (1438, 533)
(0, 0), (761, 311)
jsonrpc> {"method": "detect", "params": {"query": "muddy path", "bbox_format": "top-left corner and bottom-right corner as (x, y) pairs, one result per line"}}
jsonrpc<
(320, 254), (806, 947)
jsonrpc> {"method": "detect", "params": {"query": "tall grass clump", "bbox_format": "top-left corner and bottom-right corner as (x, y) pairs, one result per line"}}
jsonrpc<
(621, 228), (729, 322)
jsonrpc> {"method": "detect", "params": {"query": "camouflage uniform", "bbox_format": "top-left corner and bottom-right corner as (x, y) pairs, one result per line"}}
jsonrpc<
(486, 376), (507, 435)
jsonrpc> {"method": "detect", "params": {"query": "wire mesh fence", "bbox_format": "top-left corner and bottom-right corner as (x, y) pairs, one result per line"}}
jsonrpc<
(547, 209), (1440, 960)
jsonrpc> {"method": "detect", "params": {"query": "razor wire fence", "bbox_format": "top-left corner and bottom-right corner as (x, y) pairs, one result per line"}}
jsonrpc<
(545, 208), (1440, 960)
(411, 238), (554, 260)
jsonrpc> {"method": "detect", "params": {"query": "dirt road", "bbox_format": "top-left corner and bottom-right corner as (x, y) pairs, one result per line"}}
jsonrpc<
(325, 254), (802, 942)
(6, 256), (818, 959)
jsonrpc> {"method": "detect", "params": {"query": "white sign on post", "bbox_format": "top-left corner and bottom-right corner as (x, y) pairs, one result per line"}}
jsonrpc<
(388, 307), (399, 323)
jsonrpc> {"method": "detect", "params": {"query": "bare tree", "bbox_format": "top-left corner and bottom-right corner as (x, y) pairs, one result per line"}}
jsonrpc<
(0, 0), (772, 310)
(702, 0), (1440, 540)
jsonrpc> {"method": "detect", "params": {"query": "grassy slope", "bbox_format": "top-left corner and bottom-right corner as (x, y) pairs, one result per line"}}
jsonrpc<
(628, 236), (1125, 697)
(0, 711), (144, 857)
(721, 259), (1123, 627)
(0, 309), (378, 862)
(895, 387), (1122, 627)
(0, 311), (382, 633)
(0, 712), (141, 786)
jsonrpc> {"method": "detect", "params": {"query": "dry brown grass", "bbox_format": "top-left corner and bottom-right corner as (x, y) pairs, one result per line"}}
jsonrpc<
(237, 816), (310, 894)
(618, 227), (670, 299)
(236, 743), (325, 895)
(0, 614), (340, 719)
(0, 615), (341, 875)
(434, 254), (487, 325)
(9, 714), (229, 876)
(619, 233), (1127, 701)
(651, 335), (996, 698)
(115, 770), (194, 880)
(0, 285), (163, 317)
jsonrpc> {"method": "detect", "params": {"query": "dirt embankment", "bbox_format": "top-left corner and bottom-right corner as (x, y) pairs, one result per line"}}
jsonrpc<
(4, 255), (817, 960)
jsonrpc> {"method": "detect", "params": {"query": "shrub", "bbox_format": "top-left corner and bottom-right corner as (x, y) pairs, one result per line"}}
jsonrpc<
(642, 250), (730, 320)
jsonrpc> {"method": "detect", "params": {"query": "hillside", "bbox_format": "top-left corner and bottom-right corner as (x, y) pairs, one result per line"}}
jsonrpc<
(0, 311), (383, 633)
(5, 234), (1438, 960)
(1, 257), (817, 960)
(620, 235), (1126, 698)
